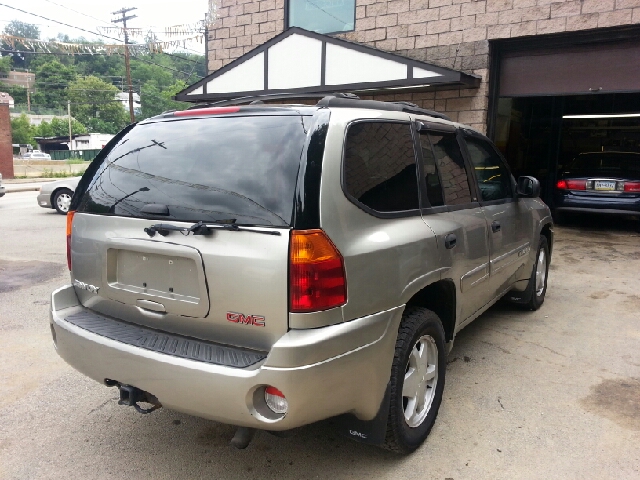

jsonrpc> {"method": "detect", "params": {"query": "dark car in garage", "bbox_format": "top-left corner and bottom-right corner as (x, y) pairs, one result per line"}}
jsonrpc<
(553, 152), (640, 221)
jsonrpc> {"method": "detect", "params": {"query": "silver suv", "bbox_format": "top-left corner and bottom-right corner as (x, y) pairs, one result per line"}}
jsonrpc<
(50, 96), (553, 453)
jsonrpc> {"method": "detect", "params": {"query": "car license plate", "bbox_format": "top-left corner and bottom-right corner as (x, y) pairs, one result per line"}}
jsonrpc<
(594, 181), (616, 191)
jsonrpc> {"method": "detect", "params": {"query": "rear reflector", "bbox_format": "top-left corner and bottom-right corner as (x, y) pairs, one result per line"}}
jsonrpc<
(289, 229), (347, 313)
(264, 386), (288, 414)
(173, 106), (240, 117)
(66, 211), (75, 270)
(624, 181), (640, 192)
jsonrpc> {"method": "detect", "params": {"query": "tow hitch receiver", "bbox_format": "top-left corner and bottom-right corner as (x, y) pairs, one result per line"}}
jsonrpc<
(106, 380), (162, 414)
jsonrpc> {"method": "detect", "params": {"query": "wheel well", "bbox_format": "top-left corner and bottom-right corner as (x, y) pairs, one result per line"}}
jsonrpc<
(51, 187), (71, 203)
(406, 280), (456, 342)
(541, 223), (553, 256)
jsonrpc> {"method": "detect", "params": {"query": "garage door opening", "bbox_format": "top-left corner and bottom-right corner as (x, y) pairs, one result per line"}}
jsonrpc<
(493, 93), (640, 206)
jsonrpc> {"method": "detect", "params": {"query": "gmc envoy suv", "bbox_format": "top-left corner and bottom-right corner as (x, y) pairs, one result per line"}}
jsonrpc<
(50, 95), (553, 453)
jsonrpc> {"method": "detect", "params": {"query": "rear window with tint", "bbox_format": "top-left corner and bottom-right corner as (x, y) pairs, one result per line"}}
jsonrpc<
(76, 115), (312, 226)
(569, 153), (640, 178)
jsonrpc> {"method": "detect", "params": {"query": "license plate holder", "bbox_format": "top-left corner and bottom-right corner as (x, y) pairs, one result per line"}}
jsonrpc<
(594, 180), (616, 191)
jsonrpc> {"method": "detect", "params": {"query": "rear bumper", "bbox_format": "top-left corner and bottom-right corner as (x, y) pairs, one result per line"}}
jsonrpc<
(50, 285), (402, 430)
(37, 192), (51, 208)
(553, 192), (640, 216)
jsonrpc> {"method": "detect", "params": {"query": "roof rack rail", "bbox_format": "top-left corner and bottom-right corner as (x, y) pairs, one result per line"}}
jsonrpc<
(316, 95), (451, 121)
(185, 92), (450, 121)
(186, 92), (356, 109)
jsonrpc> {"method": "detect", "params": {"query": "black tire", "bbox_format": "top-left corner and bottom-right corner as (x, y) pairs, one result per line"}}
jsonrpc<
(53, 188), (73, 215)
(383, 306), (446, 454)
(523, 235), (549, 311)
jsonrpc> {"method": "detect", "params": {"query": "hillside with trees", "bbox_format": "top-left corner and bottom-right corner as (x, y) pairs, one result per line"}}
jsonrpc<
(1, 20), (205, 145)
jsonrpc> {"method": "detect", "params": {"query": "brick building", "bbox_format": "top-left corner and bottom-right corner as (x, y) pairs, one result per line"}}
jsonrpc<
(177, 0), (640, 202)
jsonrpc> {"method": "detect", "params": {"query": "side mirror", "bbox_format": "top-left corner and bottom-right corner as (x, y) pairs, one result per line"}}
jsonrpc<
(517, 176), (541, 198)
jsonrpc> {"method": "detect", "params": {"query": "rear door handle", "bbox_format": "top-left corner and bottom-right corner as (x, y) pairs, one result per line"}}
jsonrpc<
(491, 221), (501, 233)
(444, 233), (457, 249)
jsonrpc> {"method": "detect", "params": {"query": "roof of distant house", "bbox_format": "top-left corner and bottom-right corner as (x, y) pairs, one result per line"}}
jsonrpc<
(0, 92), (14, 104)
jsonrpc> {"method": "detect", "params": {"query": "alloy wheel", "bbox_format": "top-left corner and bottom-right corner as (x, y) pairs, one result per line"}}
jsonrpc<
(56, 193), (72, 213)
(402, 334), (438, 428)
(535, 249), (547, 297)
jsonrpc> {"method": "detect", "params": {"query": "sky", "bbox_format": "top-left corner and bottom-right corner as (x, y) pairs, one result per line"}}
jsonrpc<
(0, 0), (209, 54)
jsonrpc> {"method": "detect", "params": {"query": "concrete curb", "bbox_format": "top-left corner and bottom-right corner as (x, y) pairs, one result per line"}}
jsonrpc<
(5, 186), (41, 193)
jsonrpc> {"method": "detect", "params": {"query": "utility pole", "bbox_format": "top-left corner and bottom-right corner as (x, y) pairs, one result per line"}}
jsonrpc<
(67, 100), (73, 151)
(112, 7), (137, 123)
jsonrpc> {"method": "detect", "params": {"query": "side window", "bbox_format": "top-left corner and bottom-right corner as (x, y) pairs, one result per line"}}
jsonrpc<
(465, 136), (513, 201)
(428, 133), (473, 205)
(344, 122), (420, 212)
(418, 133), (445, 207)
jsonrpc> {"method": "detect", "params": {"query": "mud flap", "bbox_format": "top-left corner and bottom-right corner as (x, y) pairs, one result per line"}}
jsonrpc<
(333, 384), (391, 445)
(507, 269), (535, 306)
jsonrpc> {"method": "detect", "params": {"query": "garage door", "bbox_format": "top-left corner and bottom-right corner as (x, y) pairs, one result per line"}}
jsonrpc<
(499, 39), (640, 97)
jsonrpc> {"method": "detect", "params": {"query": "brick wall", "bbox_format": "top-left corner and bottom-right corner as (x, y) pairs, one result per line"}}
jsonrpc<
(207, 0), (640, 133)
(0, 104), (14, 179)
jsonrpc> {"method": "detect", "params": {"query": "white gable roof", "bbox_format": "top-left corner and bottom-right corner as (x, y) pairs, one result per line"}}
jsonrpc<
(177, 28), (479, 102)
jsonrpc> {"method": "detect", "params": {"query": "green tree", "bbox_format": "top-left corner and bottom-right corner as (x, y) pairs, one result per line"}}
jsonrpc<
(3, 20), (40, 39)
(140, 79), (188, 118)
(68, 76), (128, 133)
(33, 60), (77, 111)
(10, 114), (35, 145)
(2, 21), (40, 69)
(33, 117), (87, 138)
(0, 56), (11, 75)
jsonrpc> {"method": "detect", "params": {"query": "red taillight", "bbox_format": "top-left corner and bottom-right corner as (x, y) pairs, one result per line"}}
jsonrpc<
(173, 106), (240, 117)
(289, 229), (347, 313)
(624, 181), (640, 192)
(566, 179), (586, 190)
(557, 179), (587, 190)
(66, 211), (75, 271)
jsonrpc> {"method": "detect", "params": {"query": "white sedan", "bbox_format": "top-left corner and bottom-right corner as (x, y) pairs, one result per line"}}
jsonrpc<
(37, 177), (81, 214)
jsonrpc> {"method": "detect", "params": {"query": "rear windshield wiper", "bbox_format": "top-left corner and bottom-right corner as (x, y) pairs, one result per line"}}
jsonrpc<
(144, 220), (281, 237)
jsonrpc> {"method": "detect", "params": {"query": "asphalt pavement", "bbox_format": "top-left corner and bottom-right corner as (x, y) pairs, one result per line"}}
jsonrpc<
(0, 192), (639, 479)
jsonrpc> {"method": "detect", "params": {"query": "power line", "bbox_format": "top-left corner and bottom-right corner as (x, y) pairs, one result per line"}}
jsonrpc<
(0, 2), (205, 66)
(41, 0), (113, 27)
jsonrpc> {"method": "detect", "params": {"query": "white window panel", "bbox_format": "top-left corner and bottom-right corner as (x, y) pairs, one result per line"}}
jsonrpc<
(413, 67), (442, 79)
(325, 44), (408, 85)
(188, 86), (203, 95)
(268, 35), (323, 89)
(207, 53), (264, 94)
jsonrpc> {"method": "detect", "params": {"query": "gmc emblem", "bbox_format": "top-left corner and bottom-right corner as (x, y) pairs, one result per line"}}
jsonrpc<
(227, 312), (266, 327)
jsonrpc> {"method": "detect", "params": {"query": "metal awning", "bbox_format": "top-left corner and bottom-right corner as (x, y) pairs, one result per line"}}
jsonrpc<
(176, 27), (480, 103)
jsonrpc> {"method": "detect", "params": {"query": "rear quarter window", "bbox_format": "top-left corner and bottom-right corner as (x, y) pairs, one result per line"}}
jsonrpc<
(343, 121), (420, 213)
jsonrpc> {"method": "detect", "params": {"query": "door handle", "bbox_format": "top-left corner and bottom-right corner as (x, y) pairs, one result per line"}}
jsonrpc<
(491, 221), (501, 233)
(444, 233), (457, 249)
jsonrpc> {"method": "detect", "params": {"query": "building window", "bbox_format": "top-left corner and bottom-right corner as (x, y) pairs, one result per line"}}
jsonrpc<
(287, 0), (355, 35)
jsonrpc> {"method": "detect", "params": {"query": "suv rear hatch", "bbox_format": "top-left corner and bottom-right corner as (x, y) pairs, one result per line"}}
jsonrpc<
(70, 110), (315, 351)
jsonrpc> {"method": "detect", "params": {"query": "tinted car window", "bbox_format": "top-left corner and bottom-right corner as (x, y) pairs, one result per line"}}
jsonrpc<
(344, 122), (420, 212)
(428, 133), (473, 205)
(76, 115), (312, 226)
(418, 132), (445, 207)
(567, 153), (640, 179)
(465, 136), (512, 201)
